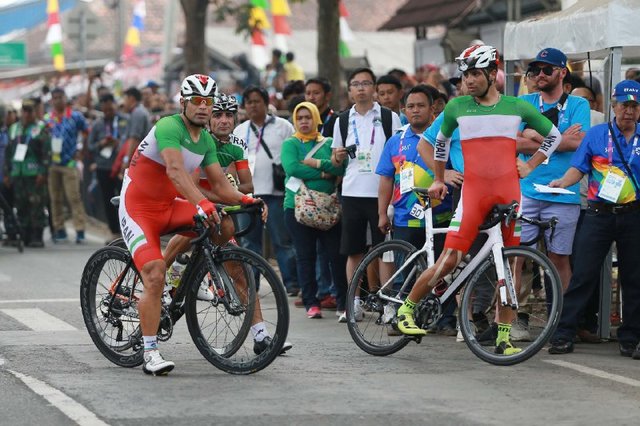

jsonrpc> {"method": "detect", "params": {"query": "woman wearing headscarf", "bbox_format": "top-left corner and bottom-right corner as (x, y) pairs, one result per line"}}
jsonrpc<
(281, 102), (347, 319)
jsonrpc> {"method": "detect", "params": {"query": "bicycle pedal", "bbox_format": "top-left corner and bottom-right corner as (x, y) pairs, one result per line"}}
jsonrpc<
(411, 336), (423, 344)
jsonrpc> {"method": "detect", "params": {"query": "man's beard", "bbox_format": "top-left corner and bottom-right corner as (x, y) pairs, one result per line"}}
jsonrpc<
(538, 77), (560, 93)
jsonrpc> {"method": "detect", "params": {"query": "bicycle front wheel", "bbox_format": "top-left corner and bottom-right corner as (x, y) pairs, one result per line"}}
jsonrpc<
(459, 246), (562, 366)
(80, 246), (144, 367)
(185, 245), (289, 374)
(346, 240), (425, 356)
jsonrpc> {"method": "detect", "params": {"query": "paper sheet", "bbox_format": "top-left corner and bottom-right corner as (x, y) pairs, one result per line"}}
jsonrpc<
(533, 183), (575, 195)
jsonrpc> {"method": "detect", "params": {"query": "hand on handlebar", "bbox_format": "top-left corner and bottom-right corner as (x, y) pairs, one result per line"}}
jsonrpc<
(240, 195), (268, 223)
(428, 180), (448, 200)
(197, 199), (221, 224)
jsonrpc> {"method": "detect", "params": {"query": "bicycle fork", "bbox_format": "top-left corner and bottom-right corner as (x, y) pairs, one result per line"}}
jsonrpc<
(203, 248), (246, 315)
(491, 244), (519, 310)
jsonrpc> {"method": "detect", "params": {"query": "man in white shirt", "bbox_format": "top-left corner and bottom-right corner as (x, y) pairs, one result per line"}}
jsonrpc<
(332, 67), (402, 322)
(233, 86), (298, 295)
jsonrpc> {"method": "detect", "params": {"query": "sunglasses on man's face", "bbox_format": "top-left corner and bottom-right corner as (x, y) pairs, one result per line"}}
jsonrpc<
(527, 65), (559, 77)
(185, 96), (214, 106)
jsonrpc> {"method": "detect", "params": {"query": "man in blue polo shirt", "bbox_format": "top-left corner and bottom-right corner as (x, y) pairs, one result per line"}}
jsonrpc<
(46, 87), (88, 243)
(515, 48), (590, 340)
(548, 79), (640, 358)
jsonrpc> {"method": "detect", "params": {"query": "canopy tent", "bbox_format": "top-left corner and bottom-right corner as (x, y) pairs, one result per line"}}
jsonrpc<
(503, 0), (640, 103)
(0, 0), (78, 37)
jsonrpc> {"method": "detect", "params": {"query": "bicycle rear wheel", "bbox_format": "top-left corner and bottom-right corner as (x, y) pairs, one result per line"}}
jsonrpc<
(185, 245), (289, 374)
(346, 240), (424, 356)
(459, 246), (562, 366)
(80, 246), (144, 367)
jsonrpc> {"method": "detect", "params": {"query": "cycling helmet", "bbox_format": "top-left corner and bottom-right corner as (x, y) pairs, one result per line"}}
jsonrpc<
(213, 93), (238, 112)
(455, 45), (499, 72)
(180, 74), (218, 98)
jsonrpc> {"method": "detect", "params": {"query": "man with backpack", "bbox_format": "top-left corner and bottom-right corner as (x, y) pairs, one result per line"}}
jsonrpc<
(331, 67), (401, 322)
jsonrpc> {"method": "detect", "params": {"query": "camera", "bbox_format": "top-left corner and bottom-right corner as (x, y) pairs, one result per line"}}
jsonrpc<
(345, 144), (358, 159)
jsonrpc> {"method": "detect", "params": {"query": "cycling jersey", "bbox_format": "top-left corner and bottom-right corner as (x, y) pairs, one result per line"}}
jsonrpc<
(198, 133), (248, 191)
(435, 95), (561, 253)
(120, 114), (219, 269)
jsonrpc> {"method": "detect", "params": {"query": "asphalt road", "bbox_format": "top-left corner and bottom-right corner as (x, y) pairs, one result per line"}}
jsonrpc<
(1, 234), (639, 426)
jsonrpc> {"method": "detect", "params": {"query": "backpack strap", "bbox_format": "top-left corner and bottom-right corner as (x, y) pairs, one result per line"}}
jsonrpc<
(380, 106), (393, 142)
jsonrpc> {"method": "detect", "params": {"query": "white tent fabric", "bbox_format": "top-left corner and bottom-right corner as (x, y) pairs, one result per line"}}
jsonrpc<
(503, 0), (640, 60)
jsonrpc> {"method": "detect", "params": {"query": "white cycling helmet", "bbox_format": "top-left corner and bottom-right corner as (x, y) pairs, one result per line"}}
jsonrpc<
(180, 74), (218, 98)
(213, 93), (238, 112)
(455, 45), (499, 72)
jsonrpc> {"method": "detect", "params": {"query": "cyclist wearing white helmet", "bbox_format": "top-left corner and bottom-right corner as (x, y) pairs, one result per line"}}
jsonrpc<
(397, 46), (564, 355)
(118, 75), (261, 375)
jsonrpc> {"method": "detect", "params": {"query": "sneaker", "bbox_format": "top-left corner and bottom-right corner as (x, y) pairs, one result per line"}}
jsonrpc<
(287, 287), (300, 297)
(632, 342), (640, 360)
(495, 340), (522, 355)
(382, 304), (397, 324)
(52, 229), (68, 243)
(456, 322), (477, 343)
(337, 311), (346, 323)
(477, 322), (498, 346)
(75, 230), (85, 244)
(197, 282), (214, 301)
(294, 297), (304, 308)
(510, 318), (531, 342)
(307, 306), (322, 319)
(142, 350), (175, 376)
(396, 305), (426, 336)
(253, 336), (293, 355)
(437, 325), (458, 336)
(353, 299), (365, 322)
(320, 295), (337, 310)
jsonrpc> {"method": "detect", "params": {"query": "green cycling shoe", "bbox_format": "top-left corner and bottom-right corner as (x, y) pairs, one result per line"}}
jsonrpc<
(396, 305), (426, 336)
(495, 340), (522, 355)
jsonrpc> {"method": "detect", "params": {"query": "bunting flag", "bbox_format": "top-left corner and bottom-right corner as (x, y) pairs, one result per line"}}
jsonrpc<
(122, 0), (146, 59)
(249, 0), (270, 69)
(45, 0), (65, 71)
(338, 0), (353, 58)
(271, 0), (291, 52)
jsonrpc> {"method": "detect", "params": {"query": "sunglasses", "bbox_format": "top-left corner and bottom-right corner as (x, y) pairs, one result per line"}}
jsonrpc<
(185, 96), (214, 106)
(527, 65), (559, 77)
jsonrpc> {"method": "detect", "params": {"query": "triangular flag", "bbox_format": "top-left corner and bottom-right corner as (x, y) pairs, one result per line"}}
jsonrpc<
(271, 0), (291, 16)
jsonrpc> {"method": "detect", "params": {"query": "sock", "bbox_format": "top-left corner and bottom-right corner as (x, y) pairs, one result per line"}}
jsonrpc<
(143, 335), (158, 352)
(497, 323), (512, 344)
(251, 322), (270, 342)
(400, 298), (417, 314)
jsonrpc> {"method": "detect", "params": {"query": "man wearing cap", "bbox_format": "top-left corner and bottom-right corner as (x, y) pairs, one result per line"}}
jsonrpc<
(548, 79), (640, 358)
(4, 99), (51, 247)
(514, 47), (591, 341)
(45, 87), (89, 244)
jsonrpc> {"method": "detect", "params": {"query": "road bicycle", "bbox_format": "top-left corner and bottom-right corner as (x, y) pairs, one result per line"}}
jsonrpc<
(345, 187), (562, 365)
(80, 202), (290, 375)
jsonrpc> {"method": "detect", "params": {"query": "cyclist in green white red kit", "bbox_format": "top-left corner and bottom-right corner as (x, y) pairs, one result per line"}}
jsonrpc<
(396, 45), (563, 355)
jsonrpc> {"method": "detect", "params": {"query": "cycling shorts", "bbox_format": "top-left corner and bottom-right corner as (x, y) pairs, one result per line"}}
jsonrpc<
(119, 173), (197, 271)
(445, 171), (521, 254)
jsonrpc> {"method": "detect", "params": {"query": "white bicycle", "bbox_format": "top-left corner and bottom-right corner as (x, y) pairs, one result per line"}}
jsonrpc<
(345, 187), (562, 366)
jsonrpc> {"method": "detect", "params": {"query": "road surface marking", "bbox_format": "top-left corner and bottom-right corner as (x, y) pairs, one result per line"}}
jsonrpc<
(0, 273), (10, 282)
(0, 298), (77, 304)
(0, 356), (5, 366)
(544, 359), (640, 387)
(8, 370), (109, 426)
(0, 308), (77, 331)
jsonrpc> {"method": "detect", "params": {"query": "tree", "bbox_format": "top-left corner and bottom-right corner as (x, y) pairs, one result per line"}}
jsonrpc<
(180, 0), (209, 75)
(317, 0), (341, 110)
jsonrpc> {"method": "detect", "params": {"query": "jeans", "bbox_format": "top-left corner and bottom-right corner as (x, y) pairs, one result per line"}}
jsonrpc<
(552, 206), (640, 345)
(96, 169), (122, 235)
(316, 240), (335, 298)
(238, 195), (298, 291)
(284, 209), (347, 311)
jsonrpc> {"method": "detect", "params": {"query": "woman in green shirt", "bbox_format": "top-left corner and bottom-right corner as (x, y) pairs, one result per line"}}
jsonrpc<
(282, 102), (347, 319)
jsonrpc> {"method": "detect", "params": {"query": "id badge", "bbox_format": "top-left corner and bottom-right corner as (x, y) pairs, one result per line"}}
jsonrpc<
(13, 144), (27, 162)
(52, 137), (63, 154)
(100, 146), (113, 159)
(399, 165), (414, 194)
(285, 176), (302, 192)
(409, 202), (425, 220)
(357, 150), (372, 173)
(598, 170), (625, 203)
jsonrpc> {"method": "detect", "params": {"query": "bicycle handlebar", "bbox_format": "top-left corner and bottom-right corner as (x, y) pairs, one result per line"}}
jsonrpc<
(189, 201), (264, 245)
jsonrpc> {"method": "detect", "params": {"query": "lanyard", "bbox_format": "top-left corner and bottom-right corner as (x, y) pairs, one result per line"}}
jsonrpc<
(16, 124), (33, 146)
(351, 116), (376, 148)
(106, 116), (119, 140)
(247, 118), (270, 154)
(607, 127), (639, 168)
(320, 109), (333, 133)
(538, 95), (567, 125)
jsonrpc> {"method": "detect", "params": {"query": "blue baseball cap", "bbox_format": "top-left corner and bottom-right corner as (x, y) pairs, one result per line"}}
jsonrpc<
(613, 79), (640, 103)
(532, 48), (567, 68)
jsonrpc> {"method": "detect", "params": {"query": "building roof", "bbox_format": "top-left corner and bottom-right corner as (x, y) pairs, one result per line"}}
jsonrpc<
(379, 0), (560, 31)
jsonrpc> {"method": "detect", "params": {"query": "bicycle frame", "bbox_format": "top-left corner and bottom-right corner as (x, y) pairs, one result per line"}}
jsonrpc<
(376, 194), (518, 310)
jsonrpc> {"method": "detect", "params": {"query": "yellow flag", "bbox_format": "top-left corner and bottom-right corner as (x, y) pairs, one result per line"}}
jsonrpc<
(249, 7), (271, 30)
(271, 0), (291, 16)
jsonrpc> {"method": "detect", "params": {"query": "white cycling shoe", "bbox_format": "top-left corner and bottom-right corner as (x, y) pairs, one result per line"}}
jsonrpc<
(142, 350), (175, 376)
(197, 282), (215, 301)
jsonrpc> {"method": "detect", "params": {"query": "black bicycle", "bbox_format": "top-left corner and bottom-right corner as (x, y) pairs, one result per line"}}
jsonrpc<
(80, 202), (289, 375)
